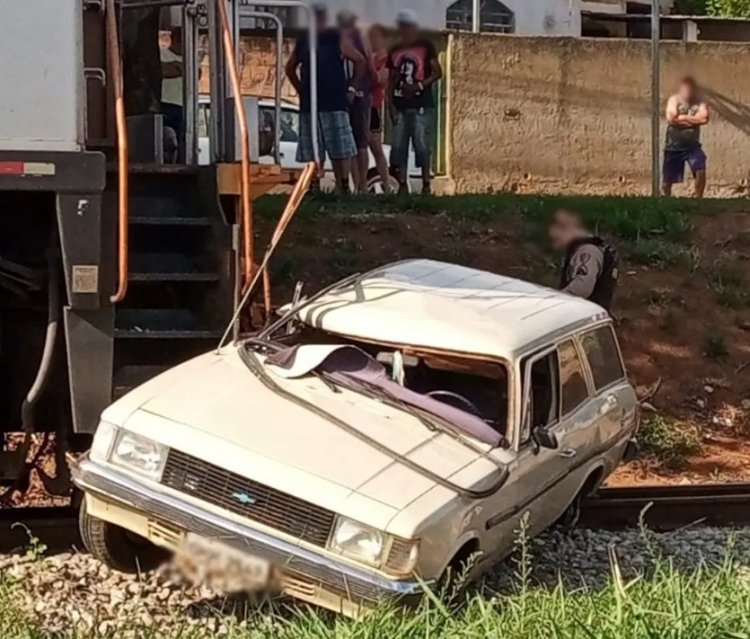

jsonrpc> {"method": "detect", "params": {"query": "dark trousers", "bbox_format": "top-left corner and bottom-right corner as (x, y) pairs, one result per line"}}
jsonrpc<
(161, 102), (184, 137)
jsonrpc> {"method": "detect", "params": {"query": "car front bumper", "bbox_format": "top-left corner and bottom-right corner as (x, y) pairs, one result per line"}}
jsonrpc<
(72, 456), (425, 607)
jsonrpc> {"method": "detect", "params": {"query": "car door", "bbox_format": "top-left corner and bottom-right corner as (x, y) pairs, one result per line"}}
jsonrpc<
(480, 346), (569, 559)
(578, 324), (638, 447)
(497, 338), (601, 542)
(548, 337), (601, 497)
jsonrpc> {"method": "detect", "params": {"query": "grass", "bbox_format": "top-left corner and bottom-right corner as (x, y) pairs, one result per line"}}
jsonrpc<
(707, 261), (749, 309)
(704, 334), (730, 360)
(638, 416), (701, 469)
(624, 239), (702, 272)
(255, 193), (732, 243)
(3, 550), (750, 639)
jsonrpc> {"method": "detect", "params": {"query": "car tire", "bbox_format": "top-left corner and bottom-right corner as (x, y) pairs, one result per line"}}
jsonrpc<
(555, 492), (582, 531)
(436, 544), (480, 605)
(366, 169), (403, 195)
(79, 499), (168, 573)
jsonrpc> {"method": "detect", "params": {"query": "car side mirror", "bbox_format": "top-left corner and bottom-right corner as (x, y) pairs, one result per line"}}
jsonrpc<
(533, 427), (559, 450)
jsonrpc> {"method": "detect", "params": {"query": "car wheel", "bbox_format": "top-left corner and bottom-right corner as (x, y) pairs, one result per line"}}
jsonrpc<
(79, 499), (168, 573)
(555, 492), (582, 531)
(366, 169), (403, 195)
(436, 544), (480, 605)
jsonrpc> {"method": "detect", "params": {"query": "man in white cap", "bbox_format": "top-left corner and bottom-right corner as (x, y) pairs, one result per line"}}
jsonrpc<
(387, 9), (442, 194)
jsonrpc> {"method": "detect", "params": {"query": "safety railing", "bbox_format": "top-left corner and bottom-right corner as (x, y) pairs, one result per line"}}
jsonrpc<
(215, 0), (255, 288)
(106, 0), (129, 303)
(218, 161), (316, 349)
(243, 10), (283, 166)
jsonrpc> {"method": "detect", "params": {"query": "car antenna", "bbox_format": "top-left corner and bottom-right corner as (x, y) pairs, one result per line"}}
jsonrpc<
(216, 162), (316, 352)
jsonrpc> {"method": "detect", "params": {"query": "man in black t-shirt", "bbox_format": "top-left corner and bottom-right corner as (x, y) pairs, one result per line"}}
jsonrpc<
(387, 10), (442, 194)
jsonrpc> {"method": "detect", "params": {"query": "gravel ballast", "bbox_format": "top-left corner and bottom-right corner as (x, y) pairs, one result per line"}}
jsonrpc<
(2, 526), (749, 637)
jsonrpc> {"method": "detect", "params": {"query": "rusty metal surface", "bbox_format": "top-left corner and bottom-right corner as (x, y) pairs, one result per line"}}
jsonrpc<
(581, 483), (750, 531)
(3, 483), (750, 556)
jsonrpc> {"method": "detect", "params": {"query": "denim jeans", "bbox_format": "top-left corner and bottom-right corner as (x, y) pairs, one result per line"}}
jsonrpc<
(390, 108), (432, 169)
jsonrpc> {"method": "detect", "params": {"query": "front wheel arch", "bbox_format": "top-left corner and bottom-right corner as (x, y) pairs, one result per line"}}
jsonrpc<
(555, 465), (606, 530)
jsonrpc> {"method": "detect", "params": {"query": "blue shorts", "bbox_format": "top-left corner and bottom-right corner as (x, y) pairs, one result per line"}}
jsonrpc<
(390, 108), (432, 169)
(663, 145), (707, 185)
(297, 111), (357, 162)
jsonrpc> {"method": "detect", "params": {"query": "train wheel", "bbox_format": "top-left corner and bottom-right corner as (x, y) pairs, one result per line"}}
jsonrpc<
(79, 499), (168, 573)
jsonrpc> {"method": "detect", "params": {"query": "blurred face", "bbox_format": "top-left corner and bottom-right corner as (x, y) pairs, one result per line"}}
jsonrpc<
(315, 10), (328, 31)
(679, 80), (696, 102)
(338, 15), (356, 31)
(369, 27), (385, 52)
(398, 22), (418, 42)
(548, 212), (580, 252)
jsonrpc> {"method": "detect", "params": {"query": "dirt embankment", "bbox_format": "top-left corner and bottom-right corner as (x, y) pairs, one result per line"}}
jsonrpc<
(259, 207), (750, 484)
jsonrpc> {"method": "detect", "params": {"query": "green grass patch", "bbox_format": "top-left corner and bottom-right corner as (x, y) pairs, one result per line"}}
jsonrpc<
(704, 334), (730, 360)
(4, 556), (750, 638)
(624, 238), (702, 271)
(639, 415), (701, 469)
(707, 260), (749, 309)
(255, 193), (733, 244)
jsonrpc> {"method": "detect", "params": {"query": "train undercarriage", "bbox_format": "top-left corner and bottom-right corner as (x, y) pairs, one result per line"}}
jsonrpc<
(0, 0), (313, 504)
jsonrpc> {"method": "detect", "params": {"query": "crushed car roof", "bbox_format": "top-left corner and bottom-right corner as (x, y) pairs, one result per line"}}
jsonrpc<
(298, 259), (608, 359)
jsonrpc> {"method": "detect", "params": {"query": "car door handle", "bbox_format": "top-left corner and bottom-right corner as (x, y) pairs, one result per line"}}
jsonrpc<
(559, 448), (577, 459)
(600, 395), (619, 415)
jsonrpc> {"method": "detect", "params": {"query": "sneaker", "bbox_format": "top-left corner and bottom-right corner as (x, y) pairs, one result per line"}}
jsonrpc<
(421, 183), (432, 195)
(397, 182), (409, 195)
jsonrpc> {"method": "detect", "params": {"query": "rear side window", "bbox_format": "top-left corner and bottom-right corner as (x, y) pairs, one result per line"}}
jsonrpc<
(580, 326), (625, 391)
(558, 340), (589, 415)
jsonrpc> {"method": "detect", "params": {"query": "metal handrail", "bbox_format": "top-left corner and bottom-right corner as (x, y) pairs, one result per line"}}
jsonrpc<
(217, 161), (316, 350)
(243, 10), (283, 165)
(215, 0), (254, 288)
(106, 0), (129, 303)
(237, 0), (319, 164)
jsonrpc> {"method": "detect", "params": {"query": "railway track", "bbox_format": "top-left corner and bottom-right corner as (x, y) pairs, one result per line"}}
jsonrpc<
(580, 483), (750, 531)
(0, 506), (80, 553)
(2, 484), (750, 555)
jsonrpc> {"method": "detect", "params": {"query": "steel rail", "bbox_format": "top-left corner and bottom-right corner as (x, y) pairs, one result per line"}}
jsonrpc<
(0, 507), (80, 553)
(581, 483), (750, 531)
(2, 484), (750, 557)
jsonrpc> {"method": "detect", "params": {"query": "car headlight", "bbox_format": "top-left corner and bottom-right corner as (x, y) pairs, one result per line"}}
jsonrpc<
(90, 421), (119, 463)
(328, 517), (420, 574)
(110, 430), (168, 480)
(329, 517), (387, 567)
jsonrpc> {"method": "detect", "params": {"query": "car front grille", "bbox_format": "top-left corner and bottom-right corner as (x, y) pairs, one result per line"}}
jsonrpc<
(161, 449), (336, 547)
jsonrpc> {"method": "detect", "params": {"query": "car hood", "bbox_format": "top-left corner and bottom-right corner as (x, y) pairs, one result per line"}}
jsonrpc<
(103, 346), (503, 534)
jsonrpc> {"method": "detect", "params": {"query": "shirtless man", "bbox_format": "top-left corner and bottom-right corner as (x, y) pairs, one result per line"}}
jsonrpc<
(663, 76), (710, 198)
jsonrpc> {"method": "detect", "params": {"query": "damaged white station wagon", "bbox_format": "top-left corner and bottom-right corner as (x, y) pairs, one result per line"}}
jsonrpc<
(73, 259), (638, 615)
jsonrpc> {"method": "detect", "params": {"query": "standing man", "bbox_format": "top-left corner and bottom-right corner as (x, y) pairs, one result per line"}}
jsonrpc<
(338, 11), (372, 194)
(387, 9), (442, 195)
(285, 2), (364, 193)
(663, 76), (710, 198)
(549, 210), (619, 313)
(160, 26), (184, 161)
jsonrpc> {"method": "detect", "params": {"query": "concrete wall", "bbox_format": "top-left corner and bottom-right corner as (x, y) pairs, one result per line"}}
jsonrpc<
(448, 35), (750, 196)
